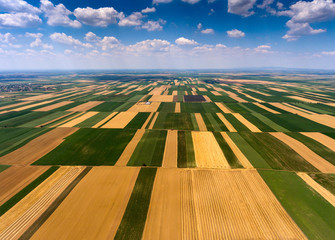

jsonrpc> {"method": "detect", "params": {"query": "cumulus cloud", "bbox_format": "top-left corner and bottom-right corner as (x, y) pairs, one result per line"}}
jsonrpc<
(201, 28), (214, 34)
(282, 20), (326, 41)
(0, 33), (15, 43)
(141, 7), (156, 13)
(0, 12), (41, 28)
(40, 0), (81, 28)
(118, 12), (144, 26)
(153, 0), (173, 4)
(227, 29), (245, 38)
(0, 0), (40, 13)
(126, 39), (172, 53)
(74, 7), (123, 27)
(85, 32), (101, 42)
(50, 32), (92, 48)
(25, 32), (53, 49)
(281, 0), (335, 40)
(175, 37), (198, 45)
(228, 0), (257, 17)
(254, 45), (271, 53)
(97, 36), (120, 51)
(142, 19), (166, 31)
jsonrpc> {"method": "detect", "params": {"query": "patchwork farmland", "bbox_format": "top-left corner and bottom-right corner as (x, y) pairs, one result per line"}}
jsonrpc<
(0, 71), (335, 239)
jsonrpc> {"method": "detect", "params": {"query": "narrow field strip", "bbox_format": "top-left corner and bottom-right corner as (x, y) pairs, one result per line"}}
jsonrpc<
(288, 96), (319, 103)
(297, 172), (335, 207)
(300, 113), (335, 129)
(215, 102), (232, 113)
(114, 168), (157, 240)
(192, 131), (230, 168)
(220, 132), (253, 169)
(35, 112), (75, 128)
(149, 95), (174, 102)
(34, 101), (73, 112)
(67, 101), (103, 112)
(101, 112), (138, 128)
(127, 102), (160, 112)
(91, 112), (118, 128)
(0, 101), (32, 111)
(48, 112), (85, 128)
(14, 100), (54, 112)
(31, 167), (139, 240)
(270, 132), (335, 173)
(175, 102), (181, 113)
(59, 111), (98, 127)
(0, 167), (83, 240)
(232, 113), (261, 132)
(0, 128), (78, 165)
(253, 102), (280, 114)
(148, 112), (159, 129)
(162, 130), (178, 168)
(301, 132), (335, 152)
(141, 112), (154, 129)
(194, 113), (207, 131)
(115, 129), (146, 166)
(0, 166), (48, 206)
(216, 113), (236, 132)
(142, 168), (181, 239)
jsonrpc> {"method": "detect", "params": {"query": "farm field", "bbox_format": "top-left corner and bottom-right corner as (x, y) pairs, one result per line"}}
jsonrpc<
(0, 71), (334, 238)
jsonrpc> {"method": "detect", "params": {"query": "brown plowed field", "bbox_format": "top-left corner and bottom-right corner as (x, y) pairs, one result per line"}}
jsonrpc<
(0, 128), (78, 165)
(67, 101), (103, 112)
(143, 169), (306, 239)
(0, 167), (83, 240)
(31, 167), (140, 240)
(271, 132), (335, 173)
(192, 131), (230, 168)
(0, 166), (48, 205)
(162, 130), (178, 168)
(115, 129), (146, 166)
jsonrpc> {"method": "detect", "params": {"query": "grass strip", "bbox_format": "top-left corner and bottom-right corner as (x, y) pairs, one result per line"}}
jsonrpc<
(213, 132), (243, 168)
(185, 131), (196, 167)
(114, 168), (157, 240)
(18, 167), (92, 240)
(0, 166), (59, 216)
(308, 173), (335, 195)
(125, 112), (150, 129)
(0, 165), (10, 173)
(177, 131), (187, 168)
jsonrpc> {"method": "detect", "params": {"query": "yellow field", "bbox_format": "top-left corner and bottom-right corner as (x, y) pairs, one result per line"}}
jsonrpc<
(34, 101), (74, 111)
(67, 101), (103, 112)
(59, 111), (98, 127)
(127, 102), (160, 112)
(149, 95), (174, 102)
(194, 113), (207, 131)
(101, 112), (137, 128)
(232, 113), (261, 132)
(162, 130), (178, 168)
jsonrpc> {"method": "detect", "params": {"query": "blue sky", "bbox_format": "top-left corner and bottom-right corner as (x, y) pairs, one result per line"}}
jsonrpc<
(0, 0), (335, 70)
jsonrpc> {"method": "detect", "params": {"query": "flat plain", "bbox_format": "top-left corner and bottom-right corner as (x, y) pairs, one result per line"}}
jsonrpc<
(0, 71), (335, 239)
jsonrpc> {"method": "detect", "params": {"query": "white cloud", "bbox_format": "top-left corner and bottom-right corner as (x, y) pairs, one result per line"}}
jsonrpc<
(29, 38), (53, 49)
(181, 0), (201, 4)
(227, 29), (245, 38)
(175, 37), (198, 45)
(254, 45), (271, 53)
(228, 0), (257, 17)
(201, 28), (214, 34)
(0, 12), (41, 28)
(98, 36), (120, 51)
(282, 20), (326, 41)
(258, 0), (274, 9)
(141, 7), (156, 13)
(0, 0), (40, 14)
(153, 0), (173, 4)
(118, 12), (144, 26)
(50, 32), (92, 48)
(142, 19), (166, 31)
(40, 0), (81, 28)
(197, 23), (202, 30)
(74, 7), (123, 27)
(126, 39), (172, 53)
(322, 51), (335, 55)
(25, 32), (43, 38)
(0, 33), (15, 43)
(85, 32), (101, 42)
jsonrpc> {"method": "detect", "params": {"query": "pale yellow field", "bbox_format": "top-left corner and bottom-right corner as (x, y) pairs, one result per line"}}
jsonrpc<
(34, 101), (74, 111)
(194, 113), (207, 131)
(101, 112), (137, 128)
(232, 113), (261, 132)
(149, 95), (174, 102)
(143, 169), (306, 239)
(0, 101), (32, 111)
(175, 102), (181, 113)
(0, 128), (78, 165)
(215, 102), (232, 113)
(36, 112), (74, 128)
(288, 96), (319, 103)
(271, 132), (335, 173)
(297, 172), (335, 207)
(92, 112), (118, 128)
(14, 100), (54, 111)
(216, 113), (236, 132)
(59, 111), (98, 127)
(253, 102), (280, 114)
(115, 129), (146, 166)
(211, 91), (221, 96)
(49, 112), (85, 128)
(162, 130), (178, 168)
(127, 102), (160, 112)
(67, 101), (103, 112)
(301, 132), (335, 152)
(31, 167), (140, 240)
(19, 93), (57, 101)
(269, 87), (288, 92)
(0, 167), (83, 240)
(239, 91), (264, 102)
(192, 131), (230, 168)
(221, 132), (253, 168)
(148, 112), (159, 129)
